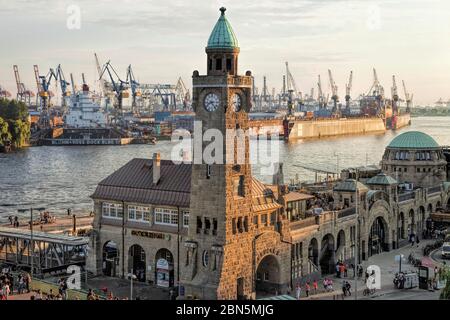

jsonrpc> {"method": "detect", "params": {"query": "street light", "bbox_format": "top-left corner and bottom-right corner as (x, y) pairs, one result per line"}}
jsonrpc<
(18, 207), (45, 278)
(127, 271), (137, 300)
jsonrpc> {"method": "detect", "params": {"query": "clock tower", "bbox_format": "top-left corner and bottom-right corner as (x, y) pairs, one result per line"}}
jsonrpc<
(181, 7), (256, 299)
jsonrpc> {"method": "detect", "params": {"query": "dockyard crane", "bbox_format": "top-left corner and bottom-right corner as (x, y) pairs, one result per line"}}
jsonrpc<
(286, 62), (298, 99)
(70, 73), (76, 94)
(126, 65), (141, 113)
(55, 64), (71, 109)
(391, 75), (399, 114)
(317, 75), (325, 109)
(367, 68), (384, 113)
(99, 61), (129, 111)
(402, 80), (413, 113)
(175, 77), (191, 110)
(328, 69), (339, 113)
(34, 65), (57, 127)
(13, 65), (34, 106)
(345, 71), (353, 112)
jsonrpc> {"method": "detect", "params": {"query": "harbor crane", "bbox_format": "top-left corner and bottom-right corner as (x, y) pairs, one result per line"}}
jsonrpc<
(285, 62), (299, 99)
(126, 65), (141, 113)
(99, 61), (129, 111)
(391, 75), (399, 114)
(34, 65), (57, 127)
(55, 64), (71, 109)
(13, 65), (34, 106)
(345, 71), (353, 112)
(367, 68), (384, 112)
(317, 75), (326, 109)
(70, 73), (76, 94)
(175, 77), (191, 110)
(402, 80), (413, 113)
(328, 69), (339, 113)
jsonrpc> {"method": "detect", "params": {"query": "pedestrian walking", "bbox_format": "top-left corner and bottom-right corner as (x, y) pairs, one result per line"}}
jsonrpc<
(295, 283), (302, 300)
(313, 280), (318, 294)
(305, 282), (310, 297)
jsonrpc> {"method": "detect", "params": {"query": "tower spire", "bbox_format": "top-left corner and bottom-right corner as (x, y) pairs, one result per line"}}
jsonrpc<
(220, 7), (226, 15)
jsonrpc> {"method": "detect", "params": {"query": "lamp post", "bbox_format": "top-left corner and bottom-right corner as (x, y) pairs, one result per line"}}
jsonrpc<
(128, 271), (137, 300)
(18, 207), (45, 278)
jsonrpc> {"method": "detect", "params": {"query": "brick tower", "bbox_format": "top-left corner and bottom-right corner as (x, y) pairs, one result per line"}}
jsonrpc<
(181, 7), (256, 299)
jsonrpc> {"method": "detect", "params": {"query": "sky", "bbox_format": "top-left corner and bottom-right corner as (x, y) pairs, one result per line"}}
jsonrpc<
(0, 0), (449, 105)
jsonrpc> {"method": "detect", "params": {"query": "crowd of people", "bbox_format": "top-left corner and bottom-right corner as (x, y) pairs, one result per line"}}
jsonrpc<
(0, 270), (31, 300)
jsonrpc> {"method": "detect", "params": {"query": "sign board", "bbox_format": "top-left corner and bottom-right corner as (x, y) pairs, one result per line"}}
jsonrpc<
(394, 254), (404, 262)
(156, 258), (169, 270)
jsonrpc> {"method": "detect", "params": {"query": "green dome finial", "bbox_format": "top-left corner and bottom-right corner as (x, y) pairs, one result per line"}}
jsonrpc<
(207, 7), (239, 49)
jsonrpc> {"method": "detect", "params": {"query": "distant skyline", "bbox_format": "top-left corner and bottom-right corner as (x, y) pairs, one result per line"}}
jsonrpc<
(0, 0), (449, 105)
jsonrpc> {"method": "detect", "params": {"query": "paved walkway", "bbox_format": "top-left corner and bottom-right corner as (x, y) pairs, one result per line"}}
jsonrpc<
(330, 239), (442, 300)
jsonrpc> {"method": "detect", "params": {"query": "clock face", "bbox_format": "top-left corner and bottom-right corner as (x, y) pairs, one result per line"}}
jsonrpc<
(204, 93), (220, 112)
(232, 93), (242, 112)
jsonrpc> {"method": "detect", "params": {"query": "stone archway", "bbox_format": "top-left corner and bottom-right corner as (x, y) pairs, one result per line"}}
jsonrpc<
(128, 244), (146, 282)
(336, 230), (346, 262)
(155, 248), (174, 288)
(368, 217), (389, 257)
(255, 255), (281, 296)
(308, 238), (319, 269)
(102, 240), (119, 277)
(319, 234), (335, 275)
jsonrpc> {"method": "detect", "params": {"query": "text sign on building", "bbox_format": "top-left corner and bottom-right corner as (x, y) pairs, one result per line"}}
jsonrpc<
(131, 230), (171, 241)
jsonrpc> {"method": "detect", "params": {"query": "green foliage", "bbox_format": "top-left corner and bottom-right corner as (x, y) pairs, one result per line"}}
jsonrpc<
(0, 98), (30, 148)
(439, 267), (450, 300)
(0, 117), (12, 146)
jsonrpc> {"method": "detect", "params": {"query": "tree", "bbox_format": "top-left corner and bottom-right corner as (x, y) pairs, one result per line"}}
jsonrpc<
(0, 117), (12, 146)
(9, 119), (30, 148)
(0, 98), (28, 121)
(439, 266), (450, 300)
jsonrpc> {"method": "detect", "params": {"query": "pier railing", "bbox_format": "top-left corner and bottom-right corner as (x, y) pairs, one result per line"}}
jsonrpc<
(337, 207), (357, 219)
(398, 191), (415, 202)
(427, 185), (442, 195)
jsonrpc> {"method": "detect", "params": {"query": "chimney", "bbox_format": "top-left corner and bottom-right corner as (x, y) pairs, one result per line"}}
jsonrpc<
(153, 153), (161, 184)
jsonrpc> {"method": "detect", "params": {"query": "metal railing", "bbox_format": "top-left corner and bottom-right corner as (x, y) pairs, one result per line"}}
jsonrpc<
(427, 185), (442, 195)
(337, 207), (356, 219)
(398, 192), (415, 202)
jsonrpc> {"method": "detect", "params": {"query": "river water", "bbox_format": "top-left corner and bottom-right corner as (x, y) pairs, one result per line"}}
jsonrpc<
(1, 117), (449, 221)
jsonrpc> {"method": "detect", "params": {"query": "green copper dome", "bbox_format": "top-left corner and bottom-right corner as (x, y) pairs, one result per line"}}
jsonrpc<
(388, 131), (439, 149)
(207, 7), (239, 49)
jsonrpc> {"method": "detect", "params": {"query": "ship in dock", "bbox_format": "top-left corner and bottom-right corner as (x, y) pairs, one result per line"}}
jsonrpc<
(250, 67), (412, 140)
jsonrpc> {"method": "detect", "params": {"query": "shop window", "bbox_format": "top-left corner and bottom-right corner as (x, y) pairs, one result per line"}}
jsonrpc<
(155, 208), (178, 226)
(128, 206), (150, 222)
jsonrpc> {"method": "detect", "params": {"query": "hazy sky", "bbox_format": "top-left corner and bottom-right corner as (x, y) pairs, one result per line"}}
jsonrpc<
(0, 0), (449, 105)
